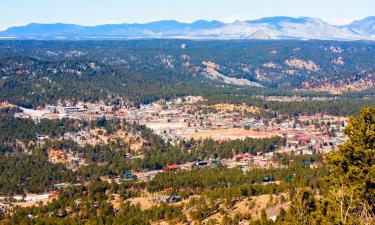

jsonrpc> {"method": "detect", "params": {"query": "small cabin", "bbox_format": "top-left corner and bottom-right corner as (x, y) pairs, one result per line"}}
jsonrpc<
(123, 172), (137, 181)
(160, 195), (182, 203)
(195, 160), (208, 167)
(165, 164), (179, 171)
(263, 175), (272, 183)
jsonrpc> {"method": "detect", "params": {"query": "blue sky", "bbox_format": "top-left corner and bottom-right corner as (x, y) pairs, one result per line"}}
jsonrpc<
(1, 0), (374, 30)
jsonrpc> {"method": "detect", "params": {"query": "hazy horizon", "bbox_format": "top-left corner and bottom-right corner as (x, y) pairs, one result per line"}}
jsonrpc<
(1, 0), (374, 31)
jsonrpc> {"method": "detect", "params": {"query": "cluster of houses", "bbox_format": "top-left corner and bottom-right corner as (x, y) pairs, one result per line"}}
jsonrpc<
(9, 96), (347, 157)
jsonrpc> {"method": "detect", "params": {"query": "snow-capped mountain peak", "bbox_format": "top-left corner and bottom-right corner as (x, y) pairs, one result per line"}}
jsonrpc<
(0, 17), (374, 40)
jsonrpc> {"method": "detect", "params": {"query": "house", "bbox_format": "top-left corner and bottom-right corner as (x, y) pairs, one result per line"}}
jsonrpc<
(244, 121), (256, 130)
(303, 160), (311, 167)
(210, 159), (220, 166)
(169, 195), (182, 203)
(263, 176), (272, 183)
(297, 136), (311, 143)
(53, 183), (68, 189)
(165, 164), (179, 171)
(160, 195), (182, 203)
(50, 191), (59, 197)
(194, 160), (208, 167)
(63, 106), (80, 112)
(63, 106), (88, 113)
(123, 172), (137, 181)
(36, 134), (48, 140)
(234, 153), (252, 161)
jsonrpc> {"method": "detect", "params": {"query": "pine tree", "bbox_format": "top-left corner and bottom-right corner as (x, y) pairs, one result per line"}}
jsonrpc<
(325, 107), (375, 225)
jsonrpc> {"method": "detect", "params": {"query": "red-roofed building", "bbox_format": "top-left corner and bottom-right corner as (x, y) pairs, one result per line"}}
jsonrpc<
(297, 136), (311, 143)
(234, 153), (252, 161)
(165, 164), (179, 171)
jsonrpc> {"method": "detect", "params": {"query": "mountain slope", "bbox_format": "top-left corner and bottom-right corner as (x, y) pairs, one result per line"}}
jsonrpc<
(194, 17), (363, 40)
(0, 20), (225, 38)
(1, 39), (374, 94)
(1, 17), (373, 40)
(0, 17), (375, 40)
(346, 17), (375, 35)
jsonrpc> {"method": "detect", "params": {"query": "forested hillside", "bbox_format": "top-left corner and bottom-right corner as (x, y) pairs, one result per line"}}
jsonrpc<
(0, 40), (374, 115)
(1, 40), (375, 90)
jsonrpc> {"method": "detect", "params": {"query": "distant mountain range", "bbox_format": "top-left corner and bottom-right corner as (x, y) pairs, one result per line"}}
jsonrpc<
(1, 16), (375, 40)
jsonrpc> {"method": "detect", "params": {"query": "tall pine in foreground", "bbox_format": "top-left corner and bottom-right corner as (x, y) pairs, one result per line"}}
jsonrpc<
(285, 107), (374, 225)
(325, 107), (374, 225)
